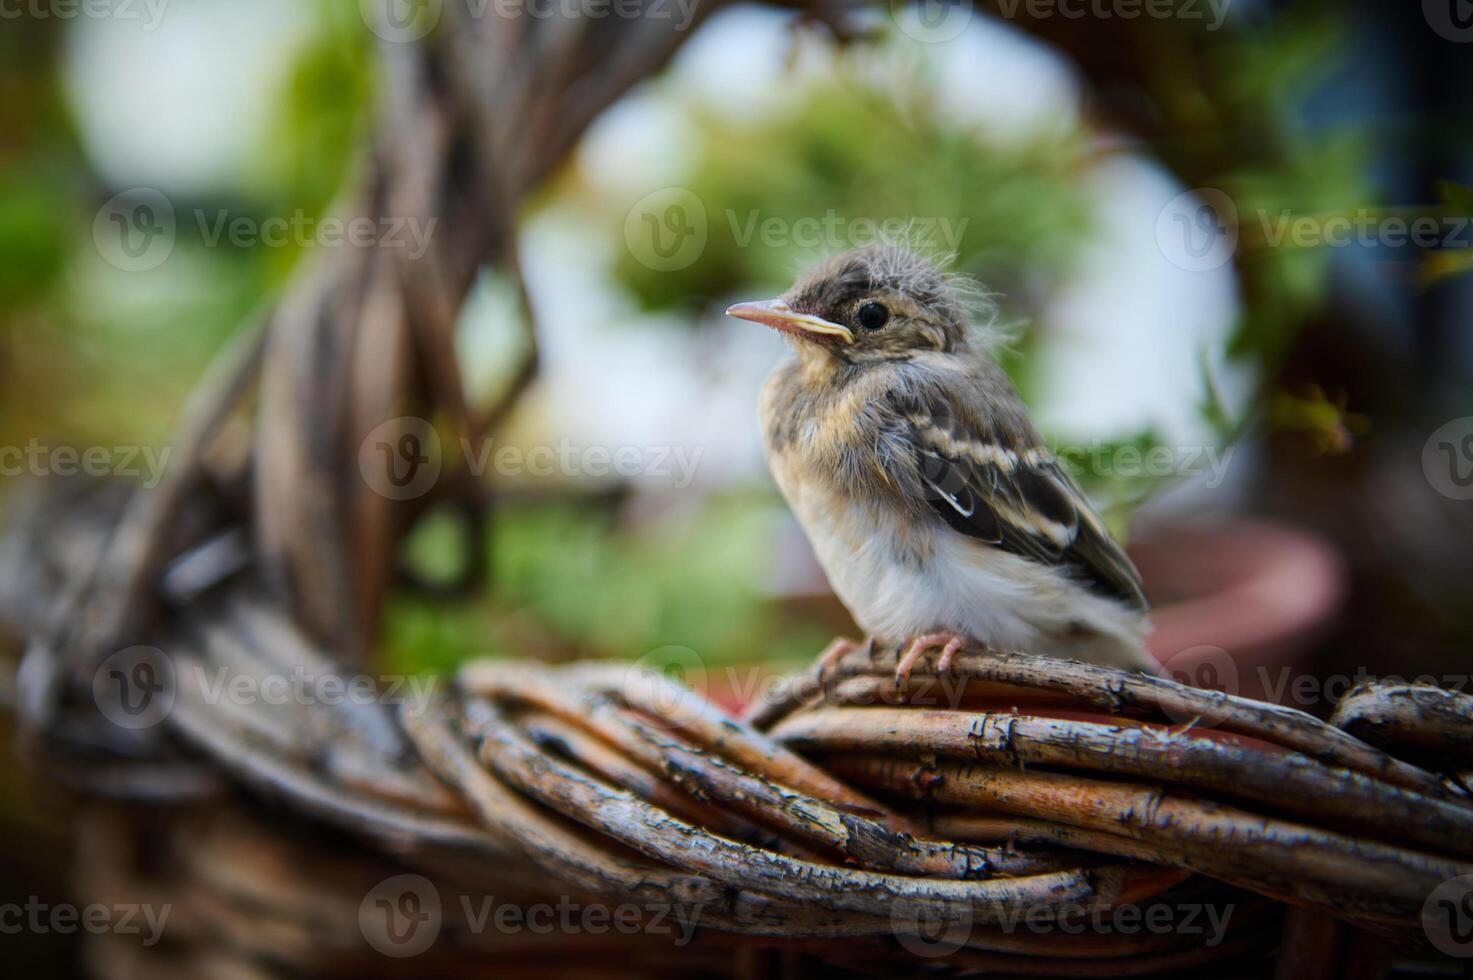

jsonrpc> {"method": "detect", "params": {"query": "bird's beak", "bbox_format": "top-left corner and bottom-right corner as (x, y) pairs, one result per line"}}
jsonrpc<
(725, 298), (855, 344)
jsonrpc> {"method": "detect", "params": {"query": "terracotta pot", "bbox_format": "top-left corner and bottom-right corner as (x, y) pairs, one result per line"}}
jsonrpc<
(1131, 518), (1346, 703)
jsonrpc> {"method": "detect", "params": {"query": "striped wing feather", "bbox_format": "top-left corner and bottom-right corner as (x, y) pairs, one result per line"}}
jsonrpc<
(892, 393), (1149, 611)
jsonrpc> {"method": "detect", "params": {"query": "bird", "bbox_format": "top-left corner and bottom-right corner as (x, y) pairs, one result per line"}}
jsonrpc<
(726, 244), (1155, 683)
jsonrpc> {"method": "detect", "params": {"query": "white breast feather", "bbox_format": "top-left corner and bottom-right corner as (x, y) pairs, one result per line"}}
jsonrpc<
(774, 458), (1147, 665)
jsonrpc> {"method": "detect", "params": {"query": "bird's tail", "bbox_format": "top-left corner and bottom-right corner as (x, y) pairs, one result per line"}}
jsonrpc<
(1039, 619), (1162, 676)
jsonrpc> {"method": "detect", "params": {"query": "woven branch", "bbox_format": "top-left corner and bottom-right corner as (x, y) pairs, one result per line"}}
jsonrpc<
(2, 6), (1471, 977)
(4, 468), (1472, 974)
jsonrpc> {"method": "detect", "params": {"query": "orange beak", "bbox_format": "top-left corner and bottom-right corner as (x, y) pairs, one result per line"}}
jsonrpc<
(725, 298), (855, 344)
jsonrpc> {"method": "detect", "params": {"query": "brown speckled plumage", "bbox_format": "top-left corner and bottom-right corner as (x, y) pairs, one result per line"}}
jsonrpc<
(735, 245), (1154, 672)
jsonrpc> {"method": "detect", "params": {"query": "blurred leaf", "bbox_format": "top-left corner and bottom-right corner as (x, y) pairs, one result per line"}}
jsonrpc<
(1420, 248), (1473, 287)
(1197, 348), (1242, 443)
(1419, 181), (1473, 286)
(383, 494), (798, 673)
(604, 43), (1094, 325)
(1225, 126), (1374, 365)
(1436, 179), (1473, 212)
(257, 1), (373, 215)
(1269, 384), (1368, 456)
(401, 506), (476, 588)
(0, 162), (73, 308)
(1054, 429), (1171, 540)
(1215, 3), (1344, 113)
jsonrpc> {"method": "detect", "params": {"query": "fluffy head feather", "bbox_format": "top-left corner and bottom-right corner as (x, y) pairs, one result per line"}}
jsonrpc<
(782, 244), (1002, 362)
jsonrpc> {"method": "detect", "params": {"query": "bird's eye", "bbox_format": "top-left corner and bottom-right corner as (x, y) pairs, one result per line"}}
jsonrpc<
(856, 302), (888, 330)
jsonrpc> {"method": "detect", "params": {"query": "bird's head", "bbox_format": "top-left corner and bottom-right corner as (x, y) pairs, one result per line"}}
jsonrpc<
(726, 245), (980, 367)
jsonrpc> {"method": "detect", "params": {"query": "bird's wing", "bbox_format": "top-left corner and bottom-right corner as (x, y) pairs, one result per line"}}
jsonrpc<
(887, 391), (1149, 611)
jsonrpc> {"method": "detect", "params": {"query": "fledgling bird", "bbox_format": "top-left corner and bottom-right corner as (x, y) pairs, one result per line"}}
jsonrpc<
(727, 245), (1155, 681)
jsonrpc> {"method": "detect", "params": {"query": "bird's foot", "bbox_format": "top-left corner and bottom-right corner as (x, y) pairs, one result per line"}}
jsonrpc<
(894, 631), (974, 686)
(816, 635), (873, 680)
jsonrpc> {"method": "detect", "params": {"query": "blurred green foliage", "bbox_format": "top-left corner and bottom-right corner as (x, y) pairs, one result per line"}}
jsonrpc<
(378, 33), (1120, 672)
(0, 162), (75, 311)
(612, 82), (1094, 310)
(0, 0), (374, 467)
(383, 496), (831, 676)
(1225, 135), (1375, 367)
(0, 18), (78, 311)
(605, 43), (1096, 399)
(1202, 6), (1372, 367)
(2, 3), (1401, 678)
(260, 7), (374, 217)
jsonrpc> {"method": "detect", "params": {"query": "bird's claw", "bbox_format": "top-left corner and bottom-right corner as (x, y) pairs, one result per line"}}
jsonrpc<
(894, 632), (972, 686)
(816, 634), (876, 682)
(816, 636), (859, 676)
(936, 634), (968, 675)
